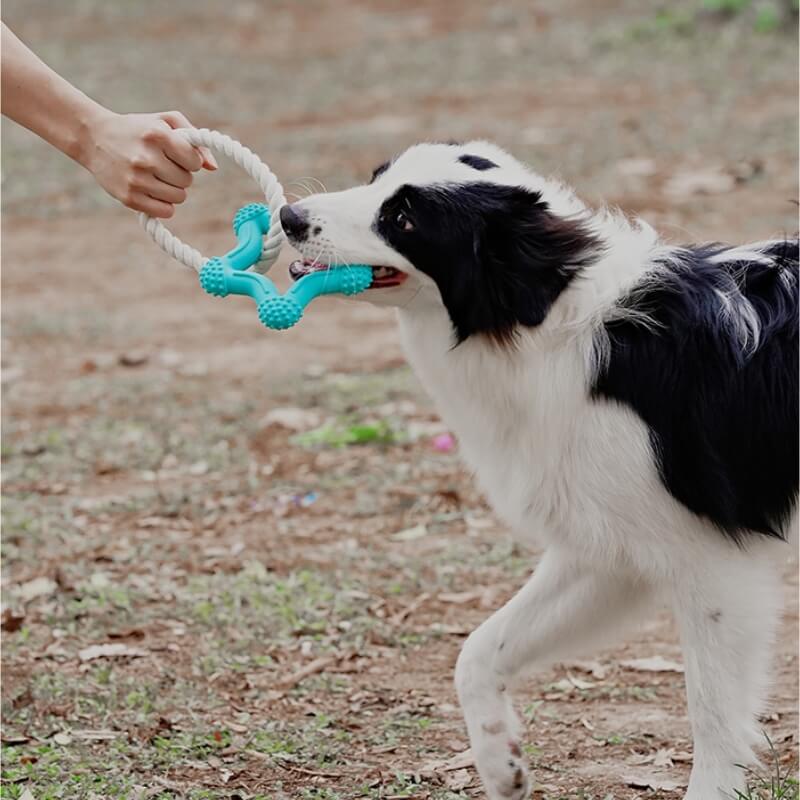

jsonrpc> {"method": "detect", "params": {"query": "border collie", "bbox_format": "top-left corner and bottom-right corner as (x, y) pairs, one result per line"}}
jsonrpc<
(279, 141), (798, 800)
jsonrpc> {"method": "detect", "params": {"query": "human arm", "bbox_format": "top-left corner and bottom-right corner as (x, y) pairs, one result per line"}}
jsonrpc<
(1, 22), (217, 217)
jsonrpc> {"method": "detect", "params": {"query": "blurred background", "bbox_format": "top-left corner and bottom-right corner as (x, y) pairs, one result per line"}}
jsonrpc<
(2, 2), (798, 798)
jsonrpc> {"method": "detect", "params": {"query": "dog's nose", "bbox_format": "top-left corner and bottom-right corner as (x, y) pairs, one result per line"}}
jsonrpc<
(279, 204), (310, 241)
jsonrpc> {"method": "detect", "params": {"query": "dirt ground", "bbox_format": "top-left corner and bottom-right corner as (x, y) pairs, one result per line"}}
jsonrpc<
(1, 2), (798, 799)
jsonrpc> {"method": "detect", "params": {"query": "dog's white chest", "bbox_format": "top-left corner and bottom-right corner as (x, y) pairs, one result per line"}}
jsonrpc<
(397, 310), (587, 543)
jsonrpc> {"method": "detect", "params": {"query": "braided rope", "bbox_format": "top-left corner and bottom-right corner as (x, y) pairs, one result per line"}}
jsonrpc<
(138, 128), (286, 274)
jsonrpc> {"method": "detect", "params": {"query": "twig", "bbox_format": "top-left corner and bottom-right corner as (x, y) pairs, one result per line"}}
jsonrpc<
(279, 655), (339, 690)
(390, 592), (431, 626)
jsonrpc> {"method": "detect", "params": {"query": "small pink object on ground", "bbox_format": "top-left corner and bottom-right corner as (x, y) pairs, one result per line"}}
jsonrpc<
(432, 433), (456, 452)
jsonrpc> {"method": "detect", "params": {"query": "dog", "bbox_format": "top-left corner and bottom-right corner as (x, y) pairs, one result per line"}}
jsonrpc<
(279, 141), (798, 800)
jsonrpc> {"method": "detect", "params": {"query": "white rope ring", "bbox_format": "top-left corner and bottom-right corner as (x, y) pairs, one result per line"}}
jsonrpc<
(138, 128), (286, 274)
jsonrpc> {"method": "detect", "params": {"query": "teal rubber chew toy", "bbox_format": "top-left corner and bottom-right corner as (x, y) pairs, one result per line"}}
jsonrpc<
(198, 203), (373, 330)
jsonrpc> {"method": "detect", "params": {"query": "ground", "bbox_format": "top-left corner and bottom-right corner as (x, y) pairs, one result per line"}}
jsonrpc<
(1, 1), (798, 798)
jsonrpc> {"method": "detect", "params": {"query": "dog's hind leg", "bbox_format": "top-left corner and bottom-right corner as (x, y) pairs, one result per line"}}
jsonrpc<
(671, 551), (782, 800)
(455, 547), (654, 800)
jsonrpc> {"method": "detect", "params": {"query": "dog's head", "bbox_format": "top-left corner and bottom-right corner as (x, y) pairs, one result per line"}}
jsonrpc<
(281, 141), (602, 344)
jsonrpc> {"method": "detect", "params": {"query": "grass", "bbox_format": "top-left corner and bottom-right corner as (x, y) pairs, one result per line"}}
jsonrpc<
(3, 0), (797, 793)
(733, 737), (800, 800)
(622, 0), (795, 39)
(3, 364), (796, 797)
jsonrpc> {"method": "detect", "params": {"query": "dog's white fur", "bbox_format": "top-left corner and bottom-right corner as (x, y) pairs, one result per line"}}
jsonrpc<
(286, 141), (794, 800)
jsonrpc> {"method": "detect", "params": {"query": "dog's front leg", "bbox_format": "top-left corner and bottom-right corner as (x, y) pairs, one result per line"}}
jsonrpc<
(455, 547), (653, 800)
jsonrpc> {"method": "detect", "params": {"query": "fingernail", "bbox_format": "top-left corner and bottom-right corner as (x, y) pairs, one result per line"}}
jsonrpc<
(208, 153), (219, 169)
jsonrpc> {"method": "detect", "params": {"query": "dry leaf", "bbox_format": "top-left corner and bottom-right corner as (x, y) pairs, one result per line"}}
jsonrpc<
(420, 748), (474, 776)
(2, 608), (26, 632)
(118, 351), (149, 367)
(260, 407), (321, 432)
(15, 576), (57, 603)
(623, 772), (686, 791)
(566, 673), (595, 690)
(78, 643), (148, 662)
(619, 656), (684, 673)
(439, 588), (486, 605)
(391, 523), (428, 542)
(445, 768), (473, 789)
(566, 659), (608, 680)
(72, 729), (120, 740)
(653, 748), (674, 768)
(1, 734), (29, 745)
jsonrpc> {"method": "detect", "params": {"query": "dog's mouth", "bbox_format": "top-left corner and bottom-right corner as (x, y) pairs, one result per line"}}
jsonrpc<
(288, 259), (408, 289)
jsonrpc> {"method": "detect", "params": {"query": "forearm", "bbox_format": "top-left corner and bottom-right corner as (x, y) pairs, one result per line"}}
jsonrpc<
(1, 22), (108, 166)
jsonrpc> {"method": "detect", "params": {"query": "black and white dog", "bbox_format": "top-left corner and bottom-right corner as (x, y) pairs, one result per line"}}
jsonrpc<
(279, 141), (798, 800)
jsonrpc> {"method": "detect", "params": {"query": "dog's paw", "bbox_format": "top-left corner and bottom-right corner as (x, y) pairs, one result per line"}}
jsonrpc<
(474, 737), (530, 800)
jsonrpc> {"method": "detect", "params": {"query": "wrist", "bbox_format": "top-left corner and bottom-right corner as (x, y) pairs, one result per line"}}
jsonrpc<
(69, 100), (113, 168)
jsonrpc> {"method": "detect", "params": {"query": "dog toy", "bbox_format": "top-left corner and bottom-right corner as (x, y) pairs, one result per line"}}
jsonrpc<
(138, 128), (372, 330)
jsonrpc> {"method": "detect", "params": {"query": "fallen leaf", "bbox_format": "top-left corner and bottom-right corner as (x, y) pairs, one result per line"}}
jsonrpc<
(20, 790), (36, 800)
(420, 748), (473, 775)
(428, 622), (472, 636)
(1, 734), (29, 745)
(72, 729), (120, 740)
(439, 589), (483, 604)
(15, 576), (57, 603)
(653, 748), (674, 768)
(390, 593), (431, 625)
(118, 351), (149, 367)
(565, 659), (609, 680)
(623, 772), (686, 791)
(2, 608), (26, 632)
(391, 523), (428, 542)
(78, 643), (148, 662)
(445, 768), (473, 790)
(566, 673), (595, 690)
(619, 656), (684, 673)
(107, 627), (146, 641)
(225, 721), (249, 733)
(260, 407), (321, 432)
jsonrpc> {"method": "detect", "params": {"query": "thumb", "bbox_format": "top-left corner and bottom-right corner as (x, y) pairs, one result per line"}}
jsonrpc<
(158, 110), (218, 169)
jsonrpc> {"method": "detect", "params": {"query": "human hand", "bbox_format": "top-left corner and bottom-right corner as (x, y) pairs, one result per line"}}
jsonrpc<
(79, 109), (218, 217)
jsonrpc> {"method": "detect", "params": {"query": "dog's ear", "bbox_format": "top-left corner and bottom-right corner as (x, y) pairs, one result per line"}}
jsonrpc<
(442, 184), (602, 345)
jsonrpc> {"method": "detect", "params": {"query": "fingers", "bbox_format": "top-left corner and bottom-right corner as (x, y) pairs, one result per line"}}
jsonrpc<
(150, 154), (194, 189)
(159, 110), (219, 171)
(136, 174), (188, 205)
(157, 126), (204, 172)
(126, 192), (175, 218)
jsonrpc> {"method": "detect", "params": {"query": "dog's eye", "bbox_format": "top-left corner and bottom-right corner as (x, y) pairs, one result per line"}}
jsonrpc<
(395, 211), (414, 232)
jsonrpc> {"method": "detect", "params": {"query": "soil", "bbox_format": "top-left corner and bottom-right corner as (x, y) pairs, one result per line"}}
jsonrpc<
(2, 1), (797, 798)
